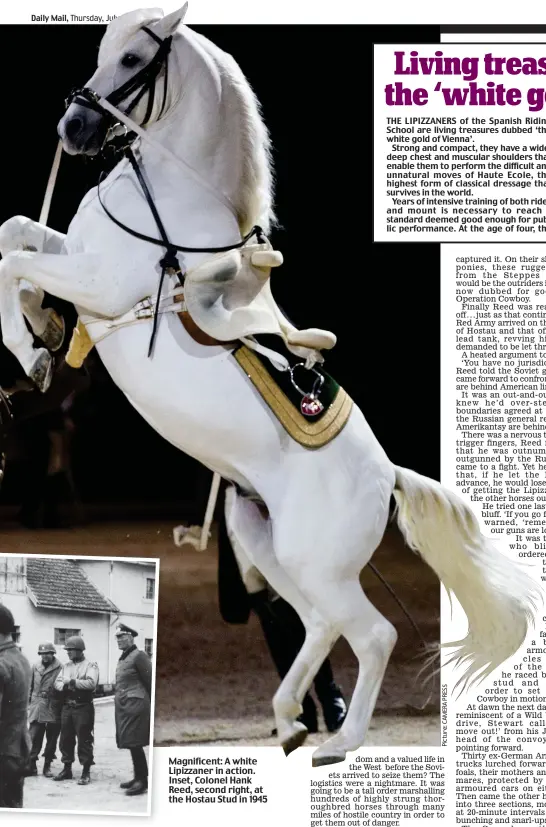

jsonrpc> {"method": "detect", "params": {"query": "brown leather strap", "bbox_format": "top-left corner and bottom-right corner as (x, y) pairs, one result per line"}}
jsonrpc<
(178, 310), (225, 346)
(174, 293), (228, 346)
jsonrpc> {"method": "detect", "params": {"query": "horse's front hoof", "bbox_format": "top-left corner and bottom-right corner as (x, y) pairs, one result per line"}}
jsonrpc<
(40, 310), (65, 352)
(29, 349), (53, 393)
(281, 723), (308, 757)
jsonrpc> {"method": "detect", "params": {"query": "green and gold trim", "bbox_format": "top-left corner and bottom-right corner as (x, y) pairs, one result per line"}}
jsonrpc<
(234, 344), (353, 449)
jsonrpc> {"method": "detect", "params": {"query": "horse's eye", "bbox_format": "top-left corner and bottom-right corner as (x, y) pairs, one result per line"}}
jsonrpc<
(121, 53), (141, 68)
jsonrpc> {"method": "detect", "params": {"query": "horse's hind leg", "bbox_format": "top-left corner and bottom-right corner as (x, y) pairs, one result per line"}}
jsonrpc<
(225, 487), (339, 753)
(302, 577), (397, 767)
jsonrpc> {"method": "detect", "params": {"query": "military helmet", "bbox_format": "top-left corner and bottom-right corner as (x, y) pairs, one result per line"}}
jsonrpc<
(64, 635), (85, 651)
(38, 642), (56, 654)
(0, 604), (15, 635)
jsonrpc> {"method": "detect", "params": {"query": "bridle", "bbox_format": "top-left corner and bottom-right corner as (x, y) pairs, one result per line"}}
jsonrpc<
(64, 25), (267, 357)
(66, 26), (173, 132)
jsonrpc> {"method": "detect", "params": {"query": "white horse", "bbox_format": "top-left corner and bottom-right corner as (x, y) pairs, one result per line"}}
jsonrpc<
(0, 7), (539, 766)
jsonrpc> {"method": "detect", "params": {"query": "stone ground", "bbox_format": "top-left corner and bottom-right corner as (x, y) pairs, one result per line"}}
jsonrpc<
(2, 519), (441, 762)
(22, 699), (149, 814)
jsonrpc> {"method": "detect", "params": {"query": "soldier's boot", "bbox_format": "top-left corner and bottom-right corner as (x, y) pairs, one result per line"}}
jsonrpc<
(125, 778), (148, 796)
(53, 763), (73, 781)
(23, 759), (38, 777)
(78, 763), (92, 785)
(120, 778), (136, 789)
(318, 684), (348, 733)
(43, 760), (54, 778)
(313, 659), (348, 733)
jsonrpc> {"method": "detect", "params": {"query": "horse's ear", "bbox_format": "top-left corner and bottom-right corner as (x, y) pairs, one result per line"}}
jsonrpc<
(156, 3), (188, 36)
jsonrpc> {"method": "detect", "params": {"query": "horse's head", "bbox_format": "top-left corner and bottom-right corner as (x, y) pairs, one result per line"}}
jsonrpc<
(58, 5), (188, 155)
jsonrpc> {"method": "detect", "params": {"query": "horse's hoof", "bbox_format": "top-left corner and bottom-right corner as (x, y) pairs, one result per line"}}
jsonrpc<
(29, 349), (53, 393)
(312, 753), (347, 768)
(281, 726), (308, 757)
(312, 742), (347, 767)
(40, 310), (65, 352)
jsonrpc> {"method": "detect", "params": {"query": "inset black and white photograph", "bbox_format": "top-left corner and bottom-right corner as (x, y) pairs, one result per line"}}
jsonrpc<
(0, 553), (158, 815)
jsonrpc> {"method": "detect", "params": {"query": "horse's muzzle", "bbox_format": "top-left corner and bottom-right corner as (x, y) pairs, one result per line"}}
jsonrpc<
(57, 108), (108, 156)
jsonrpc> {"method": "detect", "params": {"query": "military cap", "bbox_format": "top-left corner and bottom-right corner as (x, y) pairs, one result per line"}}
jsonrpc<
(0, 604), (15, 635)
(38, 642), (56, 654)
(64, 635), (85, 651)
(115, 623), (138, 638)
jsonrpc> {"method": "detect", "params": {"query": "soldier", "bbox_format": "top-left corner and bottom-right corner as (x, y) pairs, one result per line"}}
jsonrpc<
(26, 642), (62, 778)
(114, 624), (152, 796)
(53, 636), (98, 785)
(0, 605), (32, 808)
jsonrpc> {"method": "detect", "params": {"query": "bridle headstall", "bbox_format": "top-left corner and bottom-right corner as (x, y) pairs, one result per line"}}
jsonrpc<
(64, 25), (266, 356)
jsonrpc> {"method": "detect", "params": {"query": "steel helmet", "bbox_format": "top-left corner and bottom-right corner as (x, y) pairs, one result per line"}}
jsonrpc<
(0, 604), (15, 635)
(64, 635), (85, 651)
(38, 642), (56, 654)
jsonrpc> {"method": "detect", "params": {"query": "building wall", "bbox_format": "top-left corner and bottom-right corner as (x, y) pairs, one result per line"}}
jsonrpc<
(71, 559), (157, 676)
(0, 593), (111, 682)
(79, 560), (156, 615)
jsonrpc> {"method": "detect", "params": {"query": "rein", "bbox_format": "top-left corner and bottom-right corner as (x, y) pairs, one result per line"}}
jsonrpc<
(65, 24), (266, 357)
(99, 146), (265, 356)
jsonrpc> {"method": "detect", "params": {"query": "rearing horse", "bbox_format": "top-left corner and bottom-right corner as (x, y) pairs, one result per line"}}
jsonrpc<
(0, 7), (539, 766)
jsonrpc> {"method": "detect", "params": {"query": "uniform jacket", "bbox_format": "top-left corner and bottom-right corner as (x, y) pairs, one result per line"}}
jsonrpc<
(0, 641), (32, 761)
(54, 657), (99, 703)
(28, 657), (63, 723)
(115, 646), (152, 749)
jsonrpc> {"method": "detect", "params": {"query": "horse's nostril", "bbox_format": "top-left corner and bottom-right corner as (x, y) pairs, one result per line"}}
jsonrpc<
(65, 116), (84, 141)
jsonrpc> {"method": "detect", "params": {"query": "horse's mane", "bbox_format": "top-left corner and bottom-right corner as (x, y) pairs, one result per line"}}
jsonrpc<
(187, 30), (277, 236)
(98, 11), (277, 236)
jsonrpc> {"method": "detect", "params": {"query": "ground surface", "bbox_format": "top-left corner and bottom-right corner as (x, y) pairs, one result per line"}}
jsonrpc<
(22, 699), (149, 814)
(1, 519), (441, 755)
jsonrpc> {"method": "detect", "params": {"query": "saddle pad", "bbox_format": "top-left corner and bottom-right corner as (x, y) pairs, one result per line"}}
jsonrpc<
(233, 343), (353, 449)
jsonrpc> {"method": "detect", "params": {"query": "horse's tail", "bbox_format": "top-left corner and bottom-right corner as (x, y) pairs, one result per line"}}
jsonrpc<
(392, 465), (541, 692)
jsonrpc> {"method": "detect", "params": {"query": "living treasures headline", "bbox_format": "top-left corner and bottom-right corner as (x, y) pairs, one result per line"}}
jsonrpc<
(386, 51), (546, 111)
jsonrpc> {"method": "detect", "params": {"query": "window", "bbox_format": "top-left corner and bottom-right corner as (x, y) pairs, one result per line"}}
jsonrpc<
(145, 578), (155, 601)
(54, 628), (81, 645)
(12, 626), (20, 644)
(144, 638), (153, 658)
